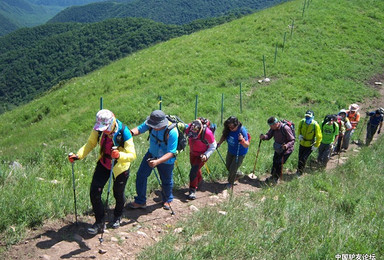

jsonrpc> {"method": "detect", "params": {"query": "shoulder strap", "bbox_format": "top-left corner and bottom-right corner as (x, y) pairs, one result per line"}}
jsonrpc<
(200, 125), (208, 145)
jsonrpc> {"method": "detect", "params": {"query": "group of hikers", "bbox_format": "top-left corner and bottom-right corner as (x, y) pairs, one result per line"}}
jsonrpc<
(68, 104), (383, 235)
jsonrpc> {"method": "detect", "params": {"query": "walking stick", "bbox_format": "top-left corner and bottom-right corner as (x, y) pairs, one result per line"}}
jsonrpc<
(69, 158), (78, 225)
(353, 116), (368, 145)
(280, 154), (285, 181)
(250, 139), (262, 178)
(99, 147), (116, 244)
(216, 148), (227, 168)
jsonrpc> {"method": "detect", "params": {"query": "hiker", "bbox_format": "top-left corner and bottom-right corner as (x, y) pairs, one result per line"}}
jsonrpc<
(68, 109), (136, 234)
(217, 116), (250, 188)
(296, 110), (322, 176)
(128, 110), (178, 210)
(184, 119), (217, 199)
(365, 108), (384, 146)
(342, 103), (360, 149)
(259, 117), (295, 184)
(334, 109), (352, 154)
(317, 115), (339, 168)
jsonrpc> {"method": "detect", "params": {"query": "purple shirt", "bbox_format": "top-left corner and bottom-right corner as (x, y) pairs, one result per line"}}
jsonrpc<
(264, 124), (295, 154)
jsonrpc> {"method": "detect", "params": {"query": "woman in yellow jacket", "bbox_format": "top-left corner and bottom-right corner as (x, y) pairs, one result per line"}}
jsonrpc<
(296, 110), (322, 176)
(68, 109), (136, 234)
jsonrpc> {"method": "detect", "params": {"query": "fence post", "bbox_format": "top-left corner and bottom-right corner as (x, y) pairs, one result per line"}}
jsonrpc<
(221, 93), (224, 125)
(159, 96), (162, 110)
(274, 42), (278, 64)
(100, 97), (103, 110)
(240, 83), (243, 113)
(263, 55), (266, 78)
(195, 95), (198, 119)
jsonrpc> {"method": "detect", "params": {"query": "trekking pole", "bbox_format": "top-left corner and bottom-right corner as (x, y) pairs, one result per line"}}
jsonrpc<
(69, 153), (78, 225)
(204, 163), (211, 175)
(250, 139), (262, 178)
(152, 166), (175, 216)
(354, 116), (368, 145)
(216, 148), (227, 168)
(99, 147), (117, 244)
(175, 160), (186, 184)
(337, 136), (344, 166)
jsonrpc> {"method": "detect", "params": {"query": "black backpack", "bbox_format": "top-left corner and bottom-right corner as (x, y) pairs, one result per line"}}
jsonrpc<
(148, 115), (187, 153)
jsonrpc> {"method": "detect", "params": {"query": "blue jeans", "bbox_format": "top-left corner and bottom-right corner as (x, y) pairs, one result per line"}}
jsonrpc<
(134, 152), (174, 204)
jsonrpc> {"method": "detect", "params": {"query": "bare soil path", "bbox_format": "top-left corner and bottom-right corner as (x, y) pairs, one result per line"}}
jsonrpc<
(2, 75), (383, 260)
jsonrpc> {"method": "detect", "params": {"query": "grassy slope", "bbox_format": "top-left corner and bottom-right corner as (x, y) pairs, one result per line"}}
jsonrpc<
(0, 0), (383, 250)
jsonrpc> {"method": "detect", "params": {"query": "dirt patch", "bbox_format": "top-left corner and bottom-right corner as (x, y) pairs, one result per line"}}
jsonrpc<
(2, 74), (383, 260)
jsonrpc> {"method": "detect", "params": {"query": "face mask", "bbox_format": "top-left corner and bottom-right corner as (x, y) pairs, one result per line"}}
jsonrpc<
(305, 117), (313, 125)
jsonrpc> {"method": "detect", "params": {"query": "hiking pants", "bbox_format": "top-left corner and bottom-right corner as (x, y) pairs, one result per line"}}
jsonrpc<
(366, 123), (379, 146)
(271, 152), (291, 181)
(342, 130), (354, 150)
(90, 161), (130, 224)
(189, 154), (205, 191)
(297, 145), (312, 175)
(134, 152), (174, 205)
(334, 135), (343, 153)
(317, 143), (331, 168)
(226, 152), (245, 185)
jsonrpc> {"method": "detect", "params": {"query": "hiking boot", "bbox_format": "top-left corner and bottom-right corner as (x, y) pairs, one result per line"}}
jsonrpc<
(127, 201), (147, 209)
(265, 177), (278, 185)
(187, 190), (196, 200)
(87, 222), (105, 235)
(108, 216), (121, 229)
(163, 202), (171, 210)
(226, 183), (233, 190)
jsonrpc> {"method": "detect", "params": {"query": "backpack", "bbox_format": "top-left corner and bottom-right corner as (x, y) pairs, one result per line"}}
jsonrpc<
(280, 119), (296, 140)
(197, 117), (217, 145)
(321, 115), (336, 133)
(148, 115), (187, 153)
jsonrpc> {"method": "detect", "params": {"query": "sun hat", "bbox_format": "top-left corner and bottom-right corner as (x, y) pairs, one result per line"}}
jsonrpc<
(338, 109), (347, 115)
(145, 110), (168, 129)
(349, 104), (359, 112)
(94, 109), (115, 131)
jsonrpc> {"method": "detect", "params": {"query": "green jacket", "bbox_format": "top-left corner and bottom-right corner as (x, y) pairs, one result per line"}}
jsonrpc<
(298, 119), (322, 148)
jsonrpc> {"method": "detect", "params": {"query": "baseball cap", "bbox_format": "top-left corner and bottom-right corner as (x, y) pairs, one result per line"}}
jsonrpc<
(305, 110), (314, 118)
(94, 109), (115, 131)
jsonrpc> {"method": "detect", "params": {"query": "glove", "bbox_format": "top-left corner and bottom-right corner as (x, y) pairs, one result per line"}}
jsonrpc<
(217, 142), (221, 148)
(259, 134), (265, 140)
(311, 146), (318, 151)
(299, 135), (304, 141)
(111, 149), (120, 159)
(68, 153), (79, 163)
(378, 129), (381, 134)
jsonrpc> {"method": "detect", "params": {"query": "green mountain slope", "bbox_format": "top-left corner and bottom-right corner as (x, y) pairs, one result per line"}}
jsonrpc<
(0, 12), (19, 35)
(0, 0), (62, 30)
(0, 12), (247, 113)
(0, 0), (383, 248)
(48, 0), (289, 24)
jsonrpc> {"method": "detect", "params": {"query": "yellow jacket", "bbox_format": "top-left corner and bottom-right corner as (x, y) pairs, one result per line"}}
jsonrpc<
(298, 119), (322, 148)
(77, 120), (136, 177)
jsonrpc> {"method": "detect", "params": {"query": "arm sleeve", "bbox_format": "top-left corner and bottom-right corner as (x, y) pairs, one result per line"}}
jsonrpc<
(263, 128), (274, 140)
(137, 122), (149, 134)
(77, 129), (99, 159)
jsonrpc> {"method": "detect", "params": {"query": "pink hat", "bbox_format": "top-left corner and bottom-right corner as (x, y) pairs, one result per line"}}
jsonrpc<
(94, 109), (115, 131)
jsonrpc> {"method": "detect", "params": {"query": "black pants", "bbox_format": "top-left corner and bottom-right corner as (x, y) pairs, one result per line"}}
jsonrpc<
(90, 161), (129, 223)
(297, 145), (312, 175)
(366, 123), (379, 146)
(271, 152), (291, 181)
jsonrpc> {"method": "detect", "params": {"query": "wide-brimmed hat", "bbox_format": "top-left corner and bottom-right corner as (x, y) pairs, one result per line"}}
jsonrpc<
(145, 110), (168, 128)
(349, 104), (359, 112)
(94, 109), (115, 131)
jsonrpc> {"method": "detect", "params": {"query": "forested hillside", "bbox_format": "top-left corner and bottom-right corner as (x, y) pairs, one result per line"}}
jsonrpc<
(0, 13), (19, 35)
(0, 0), (106, 36)
(49, 0), (289, 24)
(0, 11), (247, 113)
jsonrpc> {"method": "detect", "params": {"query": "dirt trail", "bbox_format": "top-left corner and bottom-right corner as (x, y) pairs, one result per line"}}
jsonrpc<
(2, 75), (383, 260)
